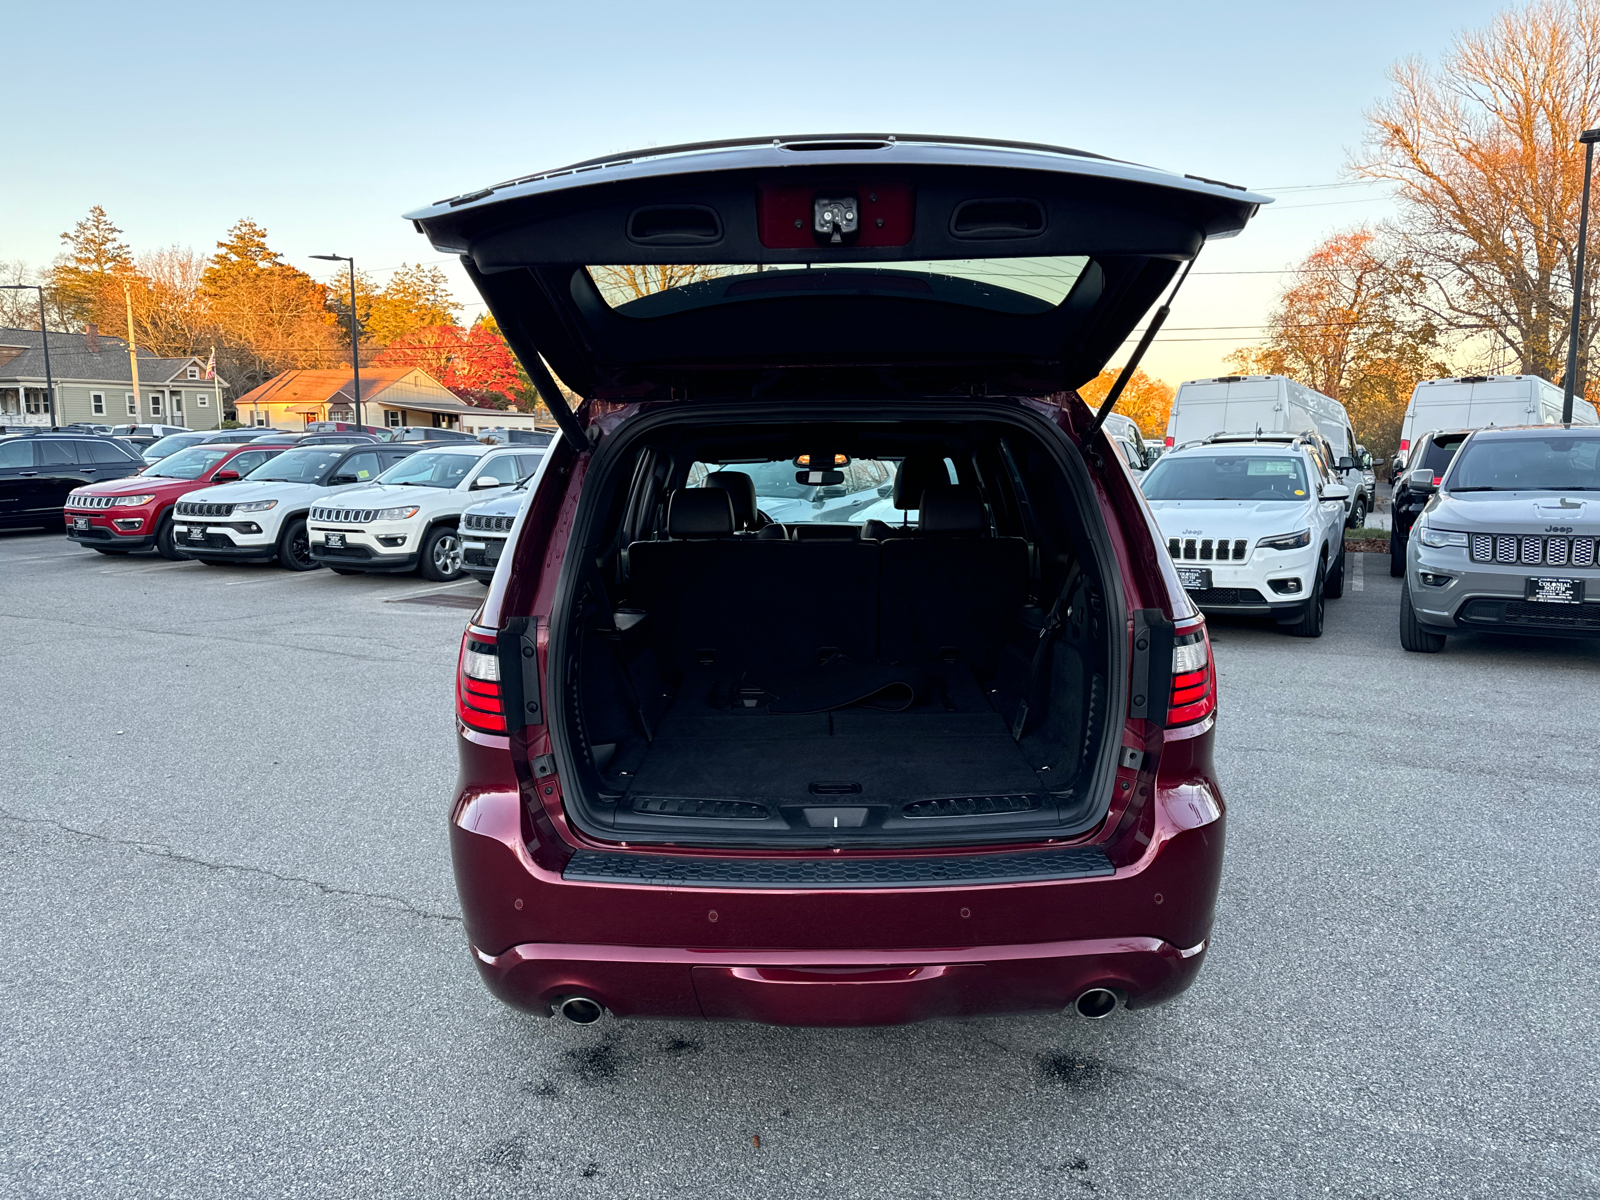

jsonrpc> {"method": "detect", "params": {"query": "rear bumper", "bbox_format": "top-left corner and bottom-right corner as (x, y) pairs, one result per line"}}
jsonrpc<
(449, 740), (1226, 1025)
(472, 934), (1207, 1024)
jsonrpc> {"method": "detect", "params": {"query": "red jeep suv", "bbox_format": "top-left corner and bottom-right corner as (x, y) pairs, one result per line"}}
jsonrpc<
(417, 135), (1262, 1026)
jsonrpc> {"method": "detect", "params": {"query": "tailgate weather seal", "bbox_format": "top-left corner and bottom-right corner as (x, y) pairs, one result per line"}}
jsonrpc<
(562, 846), (1114, 889)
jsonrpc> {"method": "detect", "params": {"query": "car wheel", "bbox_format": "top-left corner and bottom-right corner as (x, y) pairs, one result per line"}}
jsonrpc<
(1325, 546), (1345, 599)
(1287, 564), (1326, 637)
(1389, 527), (1406, 578)
(276, 518), (319, 571)
(420, 525), (464, 581)
(91, 547), (130, 555)
(153, 514), (186, 561)
(329, 567), (364, 576)
(1346, 495), (1366, 529)
(1399, 581), (1447, 652)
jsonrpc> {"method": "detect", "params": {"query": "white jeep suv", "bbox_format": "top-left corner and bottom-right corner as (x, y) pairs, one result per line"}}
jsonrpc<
(172, 442), (417, 569)
(1139, 434), (1351, 637)
(306, 444), (543, 580)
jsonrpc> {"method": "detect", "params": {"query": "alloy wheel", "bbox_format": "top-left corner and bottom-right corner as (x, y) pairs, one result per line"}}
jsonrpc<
(433, 534), (463, 577)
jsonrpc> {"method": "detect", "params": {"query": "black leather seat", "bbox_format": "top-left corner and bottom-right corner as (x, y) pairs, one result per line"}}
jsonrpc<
(878, 485), (1027, 673)
(863, 454), (951, 540)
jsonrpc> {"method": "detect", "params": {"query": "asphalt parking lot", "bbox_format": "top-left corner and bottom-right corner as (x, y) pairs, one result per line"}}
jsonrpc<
(3, 531), (1598, 1199)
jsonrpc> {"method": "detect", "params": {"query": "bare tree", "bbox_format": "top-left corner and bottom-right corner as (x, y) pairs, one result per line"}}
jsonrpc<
(1353, 0), (1600, 389)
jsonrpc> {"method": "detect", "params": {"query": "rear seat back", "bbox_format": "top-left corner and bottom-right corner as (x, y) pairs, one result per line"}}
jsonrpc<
(878, 485), (1028, 672)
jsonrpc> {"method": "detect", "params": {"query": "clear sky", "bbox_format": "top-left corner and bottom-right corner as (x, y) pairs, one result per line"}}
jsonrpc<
(3, 0), (1508, 388)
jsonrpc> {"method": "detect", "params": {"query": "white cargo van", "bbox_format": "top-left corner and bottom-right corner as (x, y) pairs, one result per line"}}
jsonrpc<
(1164, 375), (1367, 524)
(1398, 375), (1599, 458)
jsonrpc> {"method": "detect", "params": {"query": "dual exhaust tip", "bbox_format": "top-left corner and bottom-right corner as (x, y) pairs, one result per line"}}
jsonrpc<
(555, 990), (1118, 1023)
(554, 995), (605, 1025)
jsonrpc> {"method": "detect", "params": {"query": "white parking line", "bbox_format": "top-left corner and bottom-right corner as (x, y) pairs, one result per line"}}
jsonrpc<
(385, 580), (480, 600)
(1352, 551), (1365, 593)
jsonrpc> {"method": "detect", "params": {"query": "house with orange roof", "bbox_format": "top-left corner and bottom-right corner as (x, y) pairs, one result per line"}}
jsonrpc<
(231, 366), (475, 431)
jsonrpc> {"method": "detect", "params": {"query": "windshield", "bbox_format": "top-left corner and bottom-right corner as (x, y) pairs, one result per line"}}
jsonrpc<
(689, 458), (898, 525)
(1142, 454), (1311, 501)
(144, 433), (206, 459)
(1448, 435), (1600, 491)
(589, 257), (1091, 318)
(246, 448), (345, 484)
(146, 447), (232, 480)
(378, 451), (478, 488)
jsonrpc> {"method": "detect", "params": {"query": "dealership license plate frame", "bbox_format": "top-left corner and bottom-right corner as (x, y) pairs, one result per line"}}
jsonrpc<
(325, 532), (346, 549)
(72, 516), (90, 531)
(1525, 576), (1584, 605)
(1177, 566), (1212, 591)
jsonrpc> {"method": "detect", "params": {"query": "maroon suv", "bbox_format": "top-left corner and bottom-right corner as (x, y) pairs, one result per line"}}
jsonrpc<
(418, 135), (1262, 1027)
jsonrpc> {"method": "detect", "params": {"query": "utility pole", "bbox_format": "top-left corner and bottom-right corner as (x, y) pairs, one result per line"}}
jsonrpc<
(0, 284), (56, 427)
(124, 282), (142, 425)
(311, 254), (361, 427)
(1563, 129), (1600, 424)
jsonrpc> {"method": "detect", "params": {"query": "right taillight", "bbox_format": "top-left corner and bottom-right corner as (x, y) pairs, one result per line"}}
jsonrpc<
(457, 630), (506, 733)
(1168, 621), (1216, 726)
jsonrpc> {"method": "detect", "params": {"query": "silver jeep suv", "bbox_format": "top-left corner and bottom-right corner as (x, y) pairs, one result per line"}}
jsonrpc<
(1401, 425), (1600, 651)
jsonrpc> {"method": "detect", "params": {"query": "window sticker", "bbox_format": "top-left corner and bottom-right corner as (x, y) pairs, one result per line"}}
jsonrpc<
(1247, 460), (1293, 475)
(1294, 489), (1306, 496)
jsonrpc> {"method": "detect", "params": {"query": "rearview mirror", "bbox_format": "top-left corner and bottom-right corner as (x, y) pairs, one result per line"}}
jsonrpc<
(213, 469), (240, 482)
(472, 475), (502, 489)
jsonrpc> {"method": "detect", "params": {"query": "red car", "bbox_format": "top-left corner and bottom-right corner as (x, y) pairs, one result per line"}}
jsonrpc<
(417, 135), (1261, 1027)
(64, 441), (291, 558)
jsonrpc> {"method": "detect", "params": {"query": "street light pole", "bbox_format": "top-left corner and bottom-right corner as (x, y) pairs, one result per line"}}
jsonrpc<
(311, 254), (361, 428)
(1, 284), (55, 428)
(1562, 128), (1600, 425)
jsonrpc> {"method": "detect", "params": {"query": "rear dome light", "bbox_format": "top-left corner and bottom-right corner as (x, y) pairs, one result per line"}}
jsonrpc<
(1168, 622), (1216, 726)
(457, 631), (506, 733)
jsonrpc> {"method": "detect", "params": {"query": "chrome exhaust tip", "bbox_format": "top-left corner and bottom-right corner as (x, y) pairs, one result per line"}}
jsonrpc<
(555, 996), (605, 1025)
(1073, 988), (1120, 1020)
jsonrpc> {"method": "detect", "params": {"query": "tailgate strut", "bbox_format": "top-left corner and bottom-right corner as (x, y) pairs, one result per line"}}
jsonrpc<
(462, 258), (589, 449)
(1082, 255), (1199, 444)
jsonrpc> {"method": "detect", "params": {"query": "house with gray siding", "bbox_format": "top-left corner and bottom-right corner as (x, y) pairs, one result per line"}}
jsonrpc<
(0, 325), (230, 429)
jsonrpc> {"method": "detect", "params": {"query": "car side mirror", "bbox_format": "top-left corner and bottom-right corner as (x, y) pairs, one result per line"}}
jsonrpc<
(329, 473), (358, 484)
(213, 469), (241, 482)
(472, 475), (502, 489)
(1322, 483), (1350, 501)
(877, 483), (893, 497)
(1337, 456), (1354, 471)
(1409, 468), (1437, 491)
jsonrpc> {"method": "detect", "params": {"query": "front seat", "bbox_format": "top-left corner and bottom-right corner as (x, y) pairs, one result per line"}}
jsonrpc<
(863, 454), (950, 540)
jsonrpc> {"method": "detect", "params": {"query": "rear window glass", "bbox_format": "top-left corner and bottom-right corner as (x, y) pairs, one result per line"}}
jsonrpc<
(589, 257), (1091, 318)
(687, 458), (939, 527)
(1141, 454), (1310, 501)
(1416, 436), (1467, 475)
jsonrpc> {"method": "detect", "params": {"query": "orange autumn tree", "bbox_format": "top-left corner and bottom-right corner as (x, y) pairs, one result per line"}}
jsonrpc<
(372, 321), (522, 404)
(1077, 368), (1175, 437)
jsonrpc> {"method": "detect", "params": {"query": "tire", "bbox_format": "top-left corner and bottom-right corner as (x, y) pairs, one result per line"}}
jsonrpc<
(329, 567), (364, 576)
(275, 518), (319, 572)
(91, 547), (130, 555)
(1399, 581), (1447, 652)
(1325, 546), (1345, 599)
(1346, 494), (1366, 529)
(419, 524), (464, 581)
(1389, 527), (1406, 578)
(153, 514), (185, 561)
(1287, 564), (1326, 637)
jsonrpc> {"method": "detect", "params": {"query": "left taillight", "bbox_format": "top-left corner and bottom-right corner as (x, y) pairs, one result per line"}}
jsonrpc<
(457, 629), (506, 733)
(1167, 619), (1216, 726)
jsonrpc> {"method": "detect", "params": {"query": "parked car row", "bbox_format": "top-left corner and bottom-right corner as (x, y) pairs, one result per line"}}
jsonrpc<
(1, 425), (545, 584)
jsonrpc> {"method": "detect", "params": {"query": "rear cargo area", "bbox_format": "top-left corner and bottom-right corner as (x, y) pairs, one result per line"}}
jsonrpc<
(552, 414), (1118, 846)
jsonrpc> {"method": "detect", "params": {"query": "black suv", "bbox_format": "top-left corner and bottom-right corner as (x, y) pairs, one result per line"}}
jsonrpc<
(1388, 429), (1470, 576)
(0, 433), (145, 531)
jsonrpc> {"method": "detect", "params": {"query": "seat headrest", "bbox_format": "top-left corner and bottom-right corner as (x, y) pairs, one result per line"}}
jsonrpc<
(704, 471), (759, 529)
(667, 488), (734, 538)
(917, 485), (987, 534)
(893, 455), (952, 509)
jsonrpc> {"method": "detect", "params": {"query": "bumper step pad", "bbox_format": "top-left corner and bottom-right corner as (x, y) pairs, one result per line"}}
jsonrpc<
(563, 845), (1113, 889)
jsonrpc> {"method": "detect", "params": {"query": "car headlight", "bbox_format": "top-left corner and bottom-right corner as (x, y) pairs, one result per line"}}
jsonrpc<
(1258, 529), (1311, 551)
(233, 500), (278, 513)
(1418, 526), (1468, 549)
(374, 505), (420, 520)
(111, 494), (155, 506)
